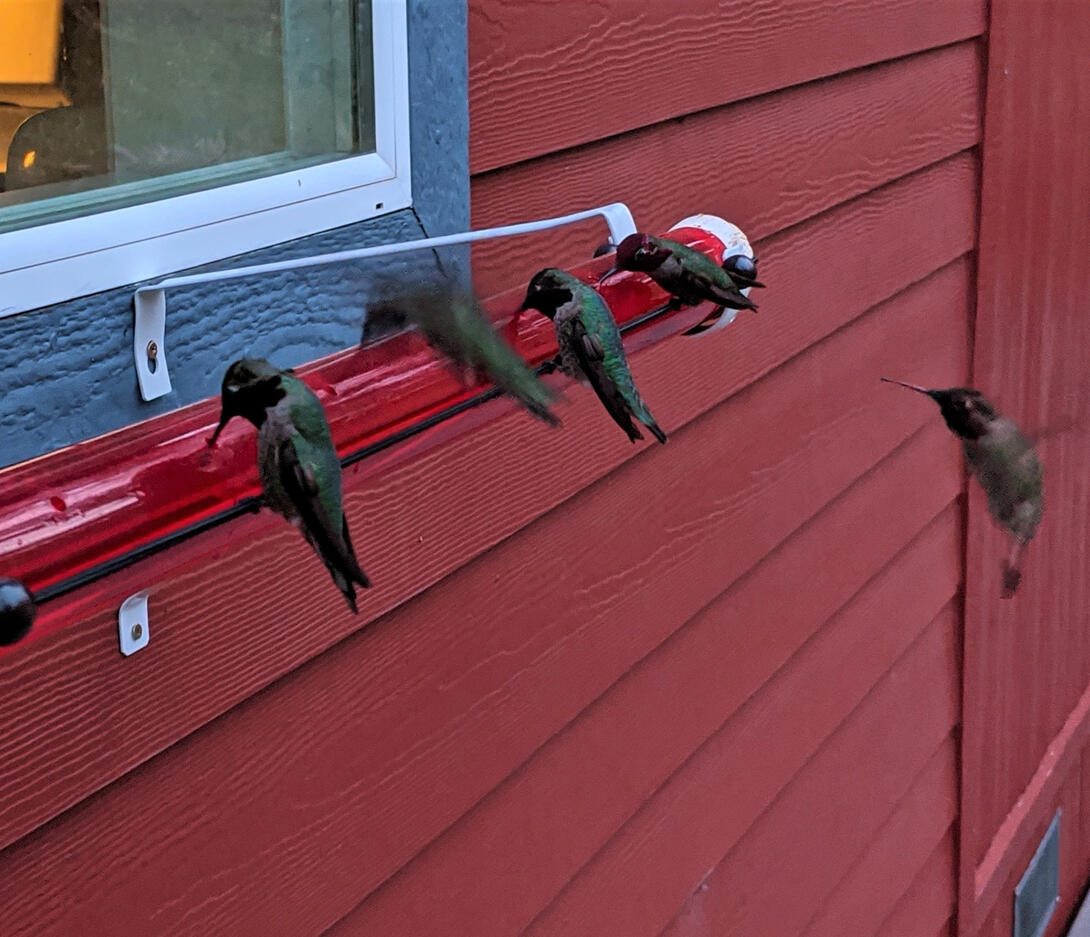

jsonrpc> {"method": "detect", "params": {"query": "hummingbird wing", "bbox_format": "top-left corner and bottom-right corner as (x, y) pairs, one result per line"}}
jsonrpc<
(568, 315), (643, 443)
(375, 291), (559, 426)
(572, 291), (667, 445)
(445, 299), (560, 425)
(277, 436), (370, 613)
(663, 240), (758, 311)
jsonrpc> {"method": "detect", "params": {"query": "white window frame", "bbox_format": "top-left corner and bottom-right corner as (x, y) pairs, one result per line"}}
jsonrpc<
(0, 0), (410, 318)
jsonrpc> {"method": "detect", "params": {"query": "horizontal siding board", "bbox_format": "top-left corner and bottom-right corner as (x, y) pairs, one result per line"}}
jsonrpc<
(0, 260), (969, 937)
(471, 41), (981, 296)
(324, 428), (962, 937)
(876, 832), (958, 937)
(658, 735), (960, 937)
(0, 156), (977, 853)
(530, 596), (962, 937)
(469, 0), (985, 172)
(802, 739), (958, 937)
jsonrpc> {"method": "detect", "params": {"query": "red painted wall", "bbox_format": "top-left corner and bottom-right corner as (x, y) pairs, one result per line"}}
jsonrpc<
(4, 3), (1085, 937)
(959, 3), (1090, 935)
(465, 4), (980, 936)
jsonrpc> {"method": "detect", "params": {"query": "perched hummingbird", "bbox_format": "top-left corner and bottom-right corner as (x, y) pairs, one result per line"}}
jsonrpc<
(881, 378), (1044, 597)
(599, 232), (763, 335)
(363, 287), (560, 426)
(0, 579), (36, 646)
(209, 358), (371, 613)
(519, 268), (667, 445)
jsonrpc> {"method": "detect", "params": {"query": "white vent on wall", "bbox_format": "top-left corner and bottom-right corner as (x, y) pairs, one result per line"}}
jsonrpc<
(1014, 810), (1061, 937)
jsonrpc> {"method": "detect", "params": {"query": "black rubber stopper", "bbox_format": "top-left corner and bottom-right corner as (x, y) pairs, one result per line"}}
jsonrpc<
(0, 579), (37, 646)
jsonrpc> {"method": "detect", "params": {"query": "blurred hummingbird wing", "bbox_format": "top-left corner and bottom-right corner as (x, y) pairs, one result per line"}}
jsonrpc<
(453, 300), (560, 424)
(411, 293), (559, 425)
(1027, 414), (1085, 446)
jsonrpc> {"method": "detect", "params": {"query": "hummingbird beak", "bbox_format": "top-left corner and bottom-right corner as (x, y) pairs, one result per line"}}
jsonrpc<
(597, 265), (619, 285)
(880, 377), (935, 396)
(516, 285), (539, 314)
(207, 410), (232, 448)
(208, 388), (241, 447)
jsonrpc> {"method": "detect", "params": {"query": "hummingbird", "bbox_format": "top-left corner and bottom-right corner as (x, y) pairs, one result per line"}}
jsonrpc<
(599, 232), (763, 335)
(881, 378), (1044, 597)
(209, 358), (371, 613)
(363, 287), (560, 426)
(519, 268), (667, 445)
(0, 579), (36, 646)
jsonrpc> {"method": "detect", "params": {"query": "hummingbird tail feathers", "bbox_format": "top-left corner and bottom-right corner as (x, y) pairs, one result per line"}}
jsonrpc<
(683, 306), (726, 336)
(584, 359), (644, 443)
(333, 574), (360, 615)
(1001, 540), (1028, 598)
(324, 518), (371, 615)
(339, 514), (372, 590)
(1001, 564), (1022, 598)
(279, 439), (371, 613)
(646, 420), (668, 445)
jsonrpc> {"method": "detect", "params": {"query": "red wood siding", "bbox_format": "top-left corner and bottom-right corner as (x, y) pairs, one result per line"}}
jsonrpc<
(470, 41), (982, 298)
(959, 2), (1090, 934)
(16, 2), (1082, 936)
(464, 4), (979, 933)
(468, 0), (984, 173)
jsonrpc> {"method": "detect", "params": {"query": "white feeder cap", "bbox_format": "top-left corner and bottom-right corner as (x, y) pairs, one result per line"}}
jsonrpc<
(668, 214), (756, 335)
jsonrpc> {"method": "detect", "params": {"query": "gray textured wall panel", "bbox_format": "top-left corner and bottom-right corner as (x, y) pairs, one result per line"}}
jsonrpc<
(0, 0), (468, 469)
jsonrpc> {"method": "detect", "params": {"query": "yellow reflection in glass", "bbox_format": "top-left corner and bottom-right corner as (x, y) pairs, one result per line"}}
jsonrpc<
(0, 0), (64, 85)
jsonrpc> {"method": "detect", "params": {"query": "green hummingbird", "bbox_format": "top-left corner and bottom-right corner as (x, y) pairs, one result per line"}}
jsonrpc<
(519, 268), (666, 445)
(363, 287), (560, 426)
(882, 378), (1044, 597)
(0, 578), (36, 646)
(599, 232), (763, 335)
(209, 358), (371, 613)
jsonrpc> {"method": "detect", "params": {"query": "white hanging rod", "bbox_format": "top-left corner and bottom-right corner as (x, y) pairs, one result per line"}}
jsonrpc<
(132, 202), (637, 401)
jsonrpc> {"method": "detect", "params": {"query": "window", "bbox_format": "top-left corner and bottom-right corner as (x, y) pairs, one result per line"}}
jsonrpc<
(0, 0), (410, 316)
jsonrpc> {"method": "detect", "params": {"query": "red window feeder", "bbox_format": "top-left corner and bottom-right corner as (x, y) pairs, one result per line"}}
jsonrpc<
(0, 209), (755, 645)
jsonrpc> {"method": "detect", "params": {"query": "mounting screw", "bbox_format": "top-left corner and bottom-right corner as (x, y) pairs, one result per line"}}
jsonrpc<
(118, 591), (151, 656)
(146, 340), (158, 360)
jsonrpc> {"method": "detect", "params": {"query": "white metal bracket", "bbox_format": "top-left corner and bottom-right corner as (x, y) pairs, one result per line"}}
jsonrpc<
(131, 202), (638, 401)
(118, 591), (151, 656)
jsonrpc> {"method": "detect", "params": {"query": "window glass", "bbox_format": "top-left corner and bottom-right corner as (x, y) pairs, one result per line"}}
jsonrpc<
(0, 0), (374, 233)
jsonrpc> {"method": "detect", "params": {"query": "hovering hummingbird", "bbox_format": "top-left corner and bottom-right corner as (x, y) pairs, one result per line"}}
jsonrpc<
(519, 268), (666, 445)
(363, 287), (559, 426)
(881, 378), (1044, 597)
(599, 232), (763, 335)
(209, 358), (371, 613)
(0, 578), (36, 646)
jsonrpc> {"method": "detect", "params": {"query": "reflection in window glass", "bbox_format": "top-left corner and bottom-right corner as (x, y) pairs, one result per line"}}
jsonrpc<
(0, 0), (375, 232)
